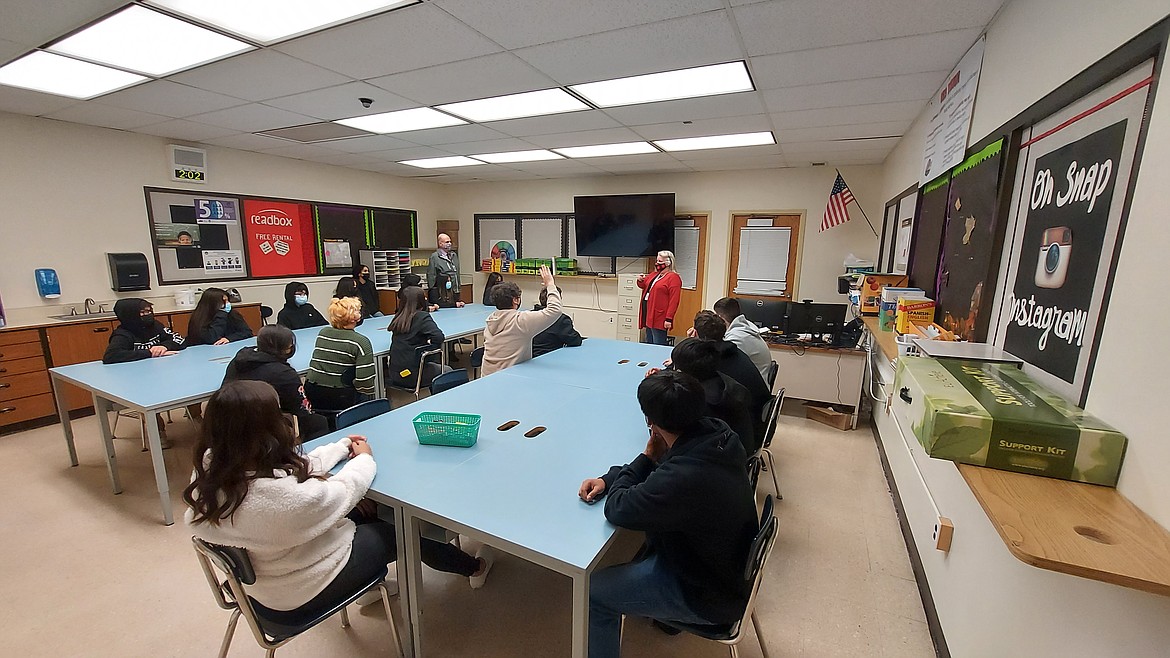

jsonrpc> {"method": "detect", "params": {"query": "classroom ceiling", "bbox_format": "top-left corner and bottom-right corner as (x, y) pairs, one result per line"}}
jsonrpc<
(0, 0), (1007, 183)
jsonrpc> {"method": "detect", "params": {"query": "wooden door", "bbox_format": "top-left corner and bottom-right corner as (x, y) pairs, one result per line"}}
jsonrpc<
(671, 214), (709, 338)
(728, 213), (802, 303)
(45, 321), (116, 411)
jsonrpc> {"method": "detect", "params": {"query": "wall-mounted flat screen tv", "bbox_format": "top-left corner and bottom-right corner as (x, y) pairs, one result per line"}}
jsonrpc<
(573, 193), (675, 257)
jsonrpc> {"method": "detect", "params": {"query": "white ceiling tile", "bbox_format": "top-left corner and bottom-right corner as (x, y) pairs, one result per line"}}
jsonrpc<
(433, 0), (724, 49)
(781, 138), (901, 155)
(670, 144), (783, 160)
(525, 127), (644, 149)
(0, 86), (81, 116)
(0, 38), (27, 65)
(507, 159), (608, 175)
(760, 71), (945, 112)
(313, 134), (419, 153)
(201, 133), (291, 151)
(685, 154), (788, 170)
(274, 3), (501, 79)
(368, 53), (557, 106)
(810, 153), (888, 166)
(750, 28), (981, 89)
(0, 0), (125, 49)
(392, 124), (508, 146)
(769, 100), (922, 130)
(564, 153), (674, 166)
(777, 121), (911, 144)
(134, 119), (238, 141)
(594, 161), (694, 174)
(364, 146), (460, 161)
(168, 50), (352, 102)
(430, 137), (543, 155)
(600, 92), (765, 125)
(514, 12), (743, 85)
(257, 142), (340, 159)
(186, 103), (317, 132)
(100, 80), (246, 118)
(306, 152), (386, 167)
(487, 110), (621, 138)
(264, 82), (417, 121)
(629, 114), (772, 141)
(734, 0), (883, 57)
(45, 102), (169, 129)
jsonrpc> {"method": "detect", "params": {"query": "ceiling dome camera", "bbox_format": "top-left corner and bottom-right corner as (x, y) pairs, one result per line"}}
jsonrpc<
(359, 97), (373, 108)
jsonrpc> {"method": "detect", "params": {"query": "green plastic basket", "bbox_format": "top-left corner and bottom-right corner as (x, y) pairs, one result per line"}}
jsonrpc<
(412, 412), (481, 448)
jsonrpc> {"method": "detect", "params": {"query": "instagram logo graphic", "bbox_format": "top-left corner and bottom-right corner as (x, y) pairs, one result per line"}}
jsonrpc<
(1035, 226), (1072, 289)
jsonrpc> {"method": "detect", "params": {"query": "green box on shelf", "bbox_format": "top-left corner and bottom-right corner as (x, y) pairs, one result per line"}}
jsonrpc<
(412, 411), (481, 448)
(892, 357), (1127, 486)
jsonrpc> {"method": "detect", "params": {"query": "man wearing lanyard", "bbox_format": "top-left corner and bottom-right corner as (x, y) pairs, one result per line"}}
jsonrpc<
(427, 233), (461, 301)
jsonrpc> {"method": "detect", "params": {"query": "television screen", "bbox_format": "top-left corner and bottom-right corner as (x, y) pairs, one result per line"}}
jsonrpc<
(574, 193), (675, 257)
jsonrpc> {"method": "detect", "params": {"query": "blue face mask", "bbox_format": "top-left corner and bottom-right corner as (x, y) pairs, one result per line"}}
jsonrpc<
(222, 302), (232, 313)
(294, 294), (308, 306)
(444, 280), (452, 290)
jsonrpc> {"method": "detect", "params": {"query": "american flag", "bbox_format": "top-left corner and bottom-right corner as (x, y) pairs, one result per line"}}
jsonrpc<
(820, 173), (856, 232)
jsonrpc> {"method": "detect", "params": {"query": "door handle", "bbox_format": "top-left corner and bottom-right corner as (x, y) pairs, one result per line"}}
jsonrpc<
(0, 383), (10, 389)
(93, 327), (110, 333)
(0, 407), (15, 414)
(899, 387), (913, 404)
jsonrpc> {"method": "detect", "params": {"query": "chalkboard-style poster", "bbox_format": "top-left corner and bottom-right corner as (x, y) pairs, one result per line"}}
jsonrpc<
(908, 174), (950, 296)
(994, 60), (1154, 404)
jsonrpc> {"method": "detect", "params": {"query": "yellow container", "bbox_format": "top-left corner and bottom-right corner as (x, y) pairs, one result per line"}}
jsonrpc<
(895, 297), (935, 334)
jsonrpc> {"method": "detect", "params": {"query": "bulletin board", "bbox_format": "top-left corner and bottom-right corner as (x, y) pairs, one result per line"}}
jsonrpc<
(145, 187), (249, 284)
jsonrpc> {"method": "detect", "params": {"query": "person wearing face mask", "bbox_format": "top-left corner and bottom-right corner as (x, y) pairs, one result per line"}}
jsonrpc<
(277, 282), (326, 330)
(351, 263), (382, 318)
(636, 250), (682, 345)
(428, 273), (465, 309)
(187, 287), (254, 346)
(223, 325), (329, 441)
(427, 233), (461, 303)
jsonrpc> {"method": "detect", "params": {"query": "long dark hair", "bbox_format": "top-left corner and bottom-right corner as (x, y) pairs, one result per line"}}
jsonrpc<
(188, 287), (227, 338)
(183, 380), (313, 525)
(389, 286), (427, 333)
(335, 277), (359, 298)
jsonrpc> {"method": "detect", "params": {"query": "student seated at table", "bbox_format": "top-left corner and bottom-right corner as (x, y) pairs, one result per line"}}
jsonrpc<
(397, 274), (438, 313)
(712, 297), (772, 381)
(277, 282), (326, 330)
(304, 297), (376, 413)
(532, 286), (583, 358)
(184, 380), (494, 618)
(388, 287), (449, 390)
(223, 325), (329, 442)
(482, 272), (503, 306)
(691, 310), (770, 427)
(429, 273), (465, 309)
(577, 370), (758, 658)
(482, 265), (562, 376)
(352, 262), (383, 318)
(187, 287), (254, 346)
(665, 338), (757, 455)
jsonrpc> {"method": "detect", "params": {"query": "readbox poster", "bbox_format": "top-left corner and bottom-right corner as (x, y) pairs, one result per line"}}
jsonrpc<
(242, 199), (317, 277)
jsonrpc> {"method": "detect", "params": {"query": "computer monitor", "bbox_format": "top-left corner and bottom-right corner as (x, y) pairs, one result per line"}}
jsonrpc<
(785, 302), (848, 337)
(736, 298), (789, 331)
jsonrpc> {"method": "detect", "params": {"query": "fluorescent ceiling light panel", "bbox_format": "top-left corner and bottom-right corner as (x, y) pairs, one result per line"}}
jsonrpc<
(48, 6), (252, 77)
(400, 156), (484, 168)
(438, 89), (589, 122)
(335, 107), (466, 133)
(471, 149), (563, 164)
(146, 0), (416, 45)
(0, 51), (147, 99)
(654, 131), (775, 152)
(570, 62), (753, 108)
(553, 142), (657, 158)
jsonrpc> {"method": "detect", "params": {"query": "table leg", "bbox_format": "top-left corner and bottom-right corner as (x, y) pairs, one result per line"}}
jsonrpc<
(91, 396), (122, 494)
(402, 509), (426, 657)
(51, 374), (78, 466)
(572, 571), (590, 658)
(142, 410), (174, 525)
(391, 505), (416, 658)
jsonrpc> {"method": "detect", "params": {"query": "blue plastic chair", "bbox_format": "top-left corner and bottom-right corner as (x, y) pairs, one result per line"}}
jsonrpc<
(430, 369), (469, 394)
(335, 398), (392, 430)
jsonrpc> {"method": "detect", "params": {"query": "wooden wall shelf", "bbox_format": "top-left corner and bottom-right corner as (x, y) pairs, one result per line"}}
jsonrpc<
(866, 318), (1170, 596)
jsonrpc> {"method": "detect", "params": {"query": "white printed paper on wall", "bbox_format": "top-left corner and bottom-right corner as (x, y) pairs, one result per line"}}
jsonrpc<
(921, 36), (985, 185)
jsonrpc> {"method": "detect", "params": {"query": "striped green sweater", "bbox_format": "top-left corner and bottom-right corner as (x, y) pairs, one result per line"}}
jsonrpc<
(306, 327), (377, 395)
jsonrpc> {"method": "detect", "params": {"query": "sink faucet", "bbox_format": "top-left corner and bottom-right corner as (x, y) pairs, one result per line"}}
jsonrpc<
(84, 298), (96, 314)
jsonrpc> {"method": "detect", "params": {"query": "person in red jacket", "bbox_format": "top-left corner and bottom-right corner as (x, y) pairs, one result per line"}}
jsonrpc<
(636, 250), (682, 345)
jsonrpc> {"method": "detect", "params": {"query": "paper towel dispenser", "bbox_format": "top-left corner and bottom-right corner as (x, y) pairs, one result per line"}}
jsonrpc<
(108, 253), (151, 292)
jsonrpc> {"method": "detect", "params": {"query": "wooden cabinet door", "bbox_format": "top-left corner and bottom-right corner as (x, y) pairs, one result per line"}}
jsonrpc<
(237, 305), (262, 333)
(45, 321), (115, 411)
(169, 311), (192, 338)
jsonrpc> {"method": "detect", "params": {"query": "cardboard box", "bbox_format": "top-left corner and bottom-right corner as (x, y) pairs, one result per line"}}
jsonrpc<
(859, 274), (909, 314)
(895, 297), (936, 334)
(805, 402), (853, 430)
(891, 357), (1127, 486)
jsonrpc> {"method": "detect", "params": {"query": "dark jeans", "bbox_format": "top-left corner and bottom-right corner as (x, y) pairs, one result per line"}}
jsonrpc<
(643, 327), (669, 345)
(588, 555), (713, 658)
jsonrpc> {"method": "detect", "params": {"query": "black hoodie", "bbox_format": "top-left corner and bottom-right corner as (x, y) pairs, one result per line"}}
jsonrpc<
(222, 346), (310, 417)
(713, 339), (770, 433)
(531, 302), (583, 357)
(598, 418), (759, 623)
(102, 298), (185, 364)
(276, 282), (326, 330)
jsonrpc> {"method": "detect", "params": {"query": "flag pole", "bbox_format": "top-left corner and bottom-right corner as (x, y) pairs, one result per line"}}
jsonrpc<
(838, 169), (879, 239)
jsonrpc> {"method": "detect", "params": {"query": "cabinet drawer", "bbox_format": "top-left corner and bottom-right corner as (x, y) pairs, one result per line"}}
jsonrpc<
(0, 355), (47, 376)
(618, 295), (640, 312)
(0, 329), (40, 347)
(0, 341), (43, 362)
(0, 370), (51, 402)
(0, 392), (57, 427)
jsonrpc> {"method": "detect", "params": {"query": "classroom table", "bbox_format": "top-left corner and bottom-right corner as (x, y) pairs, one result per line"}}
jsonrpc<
(306, 338), (672, 658)
(47, 305), (494, 525)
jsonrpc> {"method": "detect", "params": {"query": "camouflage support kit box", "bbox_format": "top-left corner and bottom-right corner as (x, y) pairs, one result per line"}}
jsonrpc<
(892, 357), (1127, 486)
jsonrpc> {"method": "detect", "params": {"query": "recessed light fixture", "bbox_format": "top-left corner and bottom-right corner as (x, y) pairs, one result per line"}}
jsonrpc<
(438, 89), (589, 122)
(335, 107), (466, 134)
(654, 131), (775, 152)
(47, 5), (252, 77)
(400, 156), (484, 169)
(471, 149), (564, 164)
(0, 51), (147, 99)
(553, 142), (658, 158)
(146, 0), (417, 45)
(570, 62), (754, 108)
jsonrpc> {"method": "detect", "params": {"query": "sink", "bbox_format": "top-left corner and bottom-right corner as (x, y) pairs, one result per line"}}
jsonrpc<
(47, 312), (117, 321)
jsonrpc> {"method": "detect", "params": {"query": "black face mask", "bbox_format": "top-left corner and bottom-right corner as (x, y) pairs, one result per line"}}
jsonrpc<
(141, 313), (154, 325)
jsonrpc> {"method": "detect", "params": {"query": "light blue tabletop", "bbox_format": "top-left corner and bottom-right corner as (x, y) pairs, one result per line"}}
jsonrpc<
(496, 339), (672, 393)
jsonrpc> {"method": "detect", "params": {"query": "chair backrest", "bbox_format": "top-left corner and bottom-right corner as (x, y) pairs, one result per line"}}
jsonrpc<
(746, 454), (763, 490)
(765, 360), (778, 390)
(734, 495), (778, 635)
(336, 398), (392, 430)
(470, 346), (484, 368)
(260, 305), (273, 325)
(761, 387), (784, 449)
(193, 536), (263, 623)
(430, 369), (469, 394)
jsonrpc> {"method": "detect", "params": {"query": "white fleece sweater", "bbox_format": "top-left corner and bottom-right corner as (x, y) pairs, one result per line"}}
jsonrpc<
(481, 287), (562, 375)
(186, 437), (376, 611)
